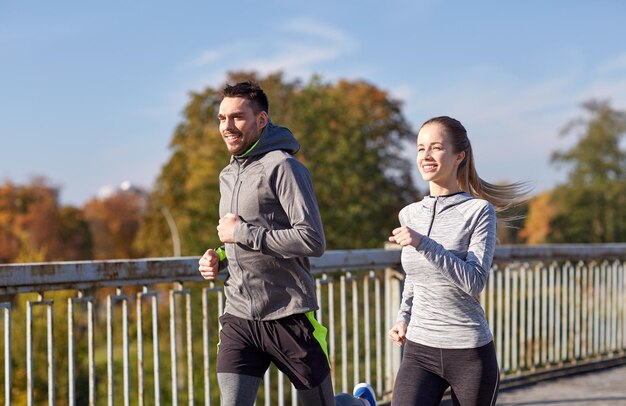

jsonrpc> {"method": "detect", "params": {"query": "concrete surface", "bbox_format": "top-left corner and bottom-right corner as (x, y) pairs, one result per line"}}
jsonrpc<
(495, 363), (626, 405)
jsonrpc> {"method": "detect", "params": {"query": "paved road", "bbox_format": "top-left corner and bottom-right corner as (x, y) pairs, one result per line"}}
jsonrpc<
(495, 363), (626, 405)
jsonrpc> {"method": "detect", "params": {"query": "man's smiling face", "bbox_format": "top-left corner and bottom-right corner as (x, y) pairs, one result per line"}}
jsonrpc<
(218, 97), (268, 156)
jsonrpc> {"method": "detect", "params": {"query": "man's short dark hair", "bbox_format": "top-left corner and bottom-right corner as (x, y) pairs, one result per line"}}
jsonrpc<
(222, 81), (269, 114)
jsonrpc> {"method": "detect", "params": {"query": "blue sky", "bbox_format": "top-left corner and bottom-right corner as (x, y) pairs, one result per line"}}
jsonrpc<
(2, 1), (626, 205)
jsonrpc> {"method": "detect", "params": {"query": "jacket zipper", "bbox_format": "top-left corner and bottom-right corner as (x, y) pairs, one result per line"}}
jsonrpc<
(426, 197), (437, 237)
(231, 160), (258, 319)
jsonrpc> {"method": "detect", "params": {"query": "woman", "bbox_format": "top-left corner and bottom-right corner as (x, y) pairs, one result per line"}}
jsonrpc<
(387, 116), (528, 405)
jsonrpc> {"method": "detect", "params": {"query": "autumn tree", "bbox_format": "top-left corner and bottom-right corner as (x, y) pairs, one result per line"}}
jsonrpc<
(135, 71), (420, 256)
(0, 178), (92, 263)
(548, 100), (626, 243)
(57, 206), (94, 260)
(518, 192), (554, 244)
(0, 181), (21, 262)
(83, 190), (145, 259)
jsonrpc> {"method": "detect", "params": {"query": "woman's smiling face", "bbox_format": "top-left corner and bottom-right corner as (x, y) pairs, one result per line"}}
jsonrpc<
(417, 123), (465, 195)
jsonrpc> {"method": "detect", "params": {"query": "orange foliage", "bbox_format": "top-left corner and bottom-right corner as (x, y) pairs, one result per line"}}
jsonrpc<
(83, 192), (144, 259)
(0, 178), (88, 263)
(518, 192), (554, 244)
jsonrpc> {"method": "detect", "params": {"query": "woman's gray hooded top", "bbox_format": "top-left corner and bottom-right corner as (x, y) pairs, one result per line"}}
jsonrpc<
(396, 192), (497, 348)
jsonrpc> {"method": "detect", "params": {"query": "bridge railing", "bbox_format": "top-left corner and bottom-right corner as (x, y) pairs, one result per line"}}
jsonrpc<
(0, 244), (625, 405)
(486, 244), (626, 388)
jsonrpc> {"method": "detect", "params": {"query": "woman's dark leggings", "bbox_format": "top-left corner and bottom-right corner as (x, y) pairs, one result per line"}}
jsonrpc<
(392, 340), (499, 406)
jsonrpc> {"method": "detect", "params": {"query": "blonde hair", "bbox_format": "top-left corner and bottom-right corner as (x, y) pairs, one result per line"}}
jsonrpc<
(421, 116), (530, 212)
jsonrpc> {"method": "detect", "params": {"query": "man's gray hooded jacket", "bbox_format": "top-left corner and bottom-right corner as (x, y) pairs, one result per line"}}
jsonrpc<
(219, 122), (325, 321)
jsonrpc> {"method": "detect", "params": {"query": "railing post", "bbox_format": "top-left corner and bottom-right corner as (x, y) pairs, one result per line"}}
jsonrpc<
(68, 291), (95, 406)
(27, 293), (55, 406)
(339, 273), (347, 393)
(137, 286), (161, 406)
(107, 287), (130, 406)
(169, 282), (194, 406)
(1, 302), (11, 405)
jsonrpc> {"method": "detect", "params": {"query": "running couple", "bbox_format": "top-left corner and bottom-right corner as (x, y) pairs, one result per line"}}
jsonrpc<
(198, 81), (527, 405)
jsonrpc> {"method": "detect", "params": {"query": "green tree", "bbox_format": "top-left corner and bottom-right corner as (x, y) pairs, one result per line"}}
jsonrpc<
(135, 71), (420, 255)
(549, 100), (626, 243)
(293, 76), (419, 249)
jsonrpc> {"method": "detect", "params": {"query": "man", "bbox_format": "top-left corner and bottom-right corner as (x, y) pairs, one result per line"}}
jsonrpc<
(198, 81), (336, 405)
(199, 81), (377, 406)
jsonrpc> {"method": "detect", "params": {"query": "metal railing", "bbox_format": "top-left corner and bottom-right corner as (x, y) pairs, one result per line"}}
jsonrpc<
(0, 244), (625, 405)
(486, 244), (626, 388)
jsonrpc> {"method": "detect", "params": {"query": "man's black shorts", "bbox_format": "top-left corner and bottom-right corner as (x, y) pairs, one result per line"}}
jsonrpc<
(216, 312), (331, 390)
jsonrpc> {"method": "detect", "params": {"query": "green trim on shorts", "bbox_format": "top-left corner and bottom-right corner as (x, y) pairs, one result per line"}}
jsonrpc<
(305, 311), (330, 365)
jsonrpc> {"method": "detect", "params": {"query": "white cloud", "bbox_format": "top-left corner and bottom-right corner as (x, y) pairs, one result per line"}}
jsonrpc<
(179, 40), (253, 70)
(227, 19), (355, 80)
(180, 17), (355, 83)
(244, 45), (341, 77)
(389, 84), (416, 106)
(186, 50), (223, 68)
(579, 75), (626, 108)
(598, 53), (626, 76)
(282, 17), (355, 49)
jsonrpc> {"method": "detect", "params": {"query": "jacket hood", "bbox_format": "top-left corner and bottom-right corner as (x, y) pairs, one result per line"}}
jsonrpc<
(236, 121), (300, 158)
